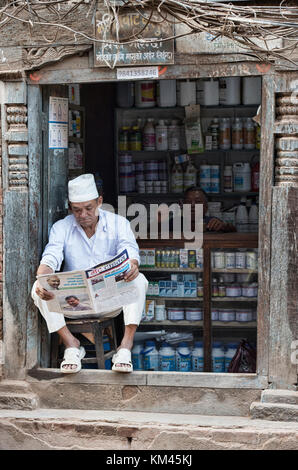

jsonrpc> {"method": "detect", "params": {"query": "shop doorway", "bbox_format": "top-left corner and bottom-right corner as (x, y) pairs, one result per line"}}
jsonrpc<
(38, 76), (261, 374)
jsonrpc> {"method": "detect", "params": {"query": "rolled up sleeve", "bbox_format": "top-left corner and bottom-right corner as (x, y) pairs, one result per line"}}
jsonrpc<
(116, 218), (140, 266)
(40, 221), (65, 272)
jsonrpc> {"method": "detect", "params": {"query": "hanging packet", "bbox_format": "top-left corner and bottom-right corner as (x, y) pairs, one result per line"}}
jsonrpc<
(184, 104), (204, 154)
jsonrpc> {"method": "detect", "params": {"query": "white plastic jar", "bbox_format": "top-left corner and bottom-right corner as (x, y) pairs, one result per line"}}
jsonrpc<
(226, 284), (241, 297)
(176, 342), (192, 372)
(157, 79), (177, 107)
(167, 308), (184, 321)
(214, 251), (225, 269)
(212, 342), (225, 372)
(192, 341), (204, 372)
(235, 309), (253, 322)
(143, 340), (159, 371)
(132, 343), (144, 370)
(218, 309), (236, 322)
(235, 250), (247, 269)
(225, 252), (236, 269)
(159, 342), (176, 371)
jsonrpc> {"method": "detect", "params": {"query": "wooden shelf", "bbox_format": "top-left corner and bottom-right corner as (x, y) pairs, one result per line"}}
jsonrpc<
(141, 267), (203, 272)
(140, 320), (257, 328)
(146, 296), (202, 301)
(212, 297), (257, 302)
(212, 268), (258, 273)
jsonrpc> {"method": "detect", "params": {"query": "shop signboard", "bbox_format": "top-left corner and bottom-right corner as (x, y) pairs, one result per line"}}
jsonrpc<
(94, 8), (174, 67)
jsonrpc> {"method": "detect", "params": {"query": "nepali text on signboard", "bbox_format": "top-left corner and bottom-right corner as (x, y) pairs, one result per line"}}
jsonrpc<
(94, 9), (174, 67)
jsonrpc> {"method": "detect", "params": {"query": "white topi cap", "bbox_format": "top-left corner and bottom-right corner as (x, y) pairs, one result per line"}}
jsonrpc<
(68, 174), (99, 203)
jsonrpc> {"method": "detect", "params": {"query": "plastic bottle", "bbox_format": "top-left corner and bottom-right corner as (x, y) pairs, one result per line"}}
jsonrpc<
(232, 117), (243, 150)
(159, 342), (176, 371)
(212, 342), (225, 372)
(233, 162), (251, 192)
(143, 119), (155, 151)
(155, 119), (168, 151)
(202, 78), (219, 106)
(135, 81), (156, 108)
(224, 165), (233, 192)
(119, 126), (130, 151)
(183, 159), (197, 191)
(219, 118), (231, 150)
(219, 77), (241, 106)
(129, 125), (142, 151)
(236, 197), (249, 232)
(192, 341), (204, 372)
(224, 343), (238, 372)
(171, 162), (183, 193)
(210, 118), (219, 150)
(212, 278), (219, 297)
(197, 277), (204, 297)
(210, 165), (220, 194)
(132, 343), (144, 371)
(178, 79), (196, 106)
(168, 120), (181, 151)
(248, 200), (258, 232)
(243, 118), (256, 150)
(157, 79), (176, 107)
(176, 342), (192, 372)
(143, 340), (159, 371)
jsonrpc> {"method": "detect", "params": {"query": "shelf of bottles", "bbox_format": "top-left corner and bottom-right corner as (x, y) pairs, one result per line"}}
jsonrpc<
(210, 248), (258, 326)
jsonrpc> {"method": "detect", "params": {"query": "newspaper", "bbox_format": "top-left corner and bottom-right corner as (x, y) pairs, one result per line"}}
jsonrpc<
(37, 249), (138, 316)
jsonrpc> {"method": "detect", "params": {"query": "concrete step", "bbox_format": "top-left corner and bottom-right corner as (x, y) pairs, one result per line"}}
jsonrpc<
(250, 401), (298, 422)
(0, 408), (297, 450)
(0, 391), (39, 410)
(0, 380), (32, 393)
(261, 389), (298, 405)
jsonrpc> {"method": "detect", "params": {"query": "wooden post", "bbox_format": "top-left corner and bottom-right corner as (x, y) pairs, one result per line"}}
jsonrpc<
(1, 81), (29, 379)
(256, 74), (275, 378)
(27, 85), (43, 369)
(269, 186), (298, 390)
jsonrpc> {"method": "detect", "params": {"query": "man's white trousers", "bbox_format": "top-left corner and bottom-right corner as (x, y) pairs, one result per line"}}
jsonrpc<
(31, 273), (148, 333)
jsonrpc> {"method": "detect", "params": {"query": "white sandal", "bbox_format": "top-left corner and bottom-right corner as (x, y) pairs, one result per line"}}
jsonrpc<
(112, 348), (133, 373)
(60, 346), (86, 374)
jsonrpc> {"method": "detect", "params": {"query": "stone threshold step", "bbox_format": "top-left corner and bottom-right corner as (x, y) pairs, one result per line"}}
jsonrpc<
(0, 409), (297, 450)
(250, 401), (298, 422)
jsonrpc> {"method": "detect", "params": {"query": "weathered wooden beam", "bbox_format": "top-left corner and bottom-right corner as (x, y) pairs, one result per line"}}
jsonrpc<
(269, 186), (298, 390)
(256, 74), (275, 378)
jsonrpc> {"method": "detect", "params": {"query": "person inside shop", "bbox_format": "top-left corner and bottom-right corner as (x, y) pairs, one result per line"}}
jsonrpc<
(165, 186), (236, 233)
(181, 186), (236, 232)
(32, 173), (148, 374)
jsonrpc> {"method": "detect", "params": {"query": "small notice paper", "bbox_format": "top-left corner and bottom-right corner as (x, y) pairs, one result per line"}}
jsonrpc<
(117, 66), (159, 80)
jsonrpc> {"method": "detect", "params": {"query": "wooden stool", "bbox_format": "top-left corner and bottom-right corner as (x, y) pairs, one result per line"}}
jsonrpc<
(51, 317), (119, 369)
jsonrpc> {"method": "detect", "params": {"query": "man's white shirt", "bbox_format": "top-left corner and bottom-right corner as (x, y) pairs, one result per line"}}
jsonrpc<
(40, 209), (140, 272)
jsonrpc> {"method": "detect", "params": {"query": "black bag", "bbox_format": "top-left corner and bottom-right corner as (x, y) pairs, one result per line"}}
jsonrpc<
(228, 339), (256, 373)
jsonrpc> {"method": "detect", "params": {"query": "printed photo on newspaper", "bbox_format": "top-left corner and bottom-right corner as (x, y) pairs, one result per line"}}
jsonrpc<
(37, 250), (138, 316)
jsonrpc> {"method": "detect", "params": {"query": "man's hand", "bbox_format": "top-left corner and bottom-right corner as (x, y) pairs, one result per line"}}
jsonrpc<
(124, 259), (139, 282)
(35, 280), (55, 301)
(206, 218), (226, 232)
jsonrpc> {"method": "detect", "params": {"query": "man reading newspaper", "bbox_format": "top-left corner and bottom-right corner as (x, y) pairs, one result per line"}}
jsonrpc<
(32, 174), (148, 374)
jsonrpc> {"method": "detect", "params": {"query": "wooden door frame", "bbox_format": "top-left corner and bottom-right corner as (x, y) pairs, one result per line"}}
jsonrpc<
(23, 62), (277, 387)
